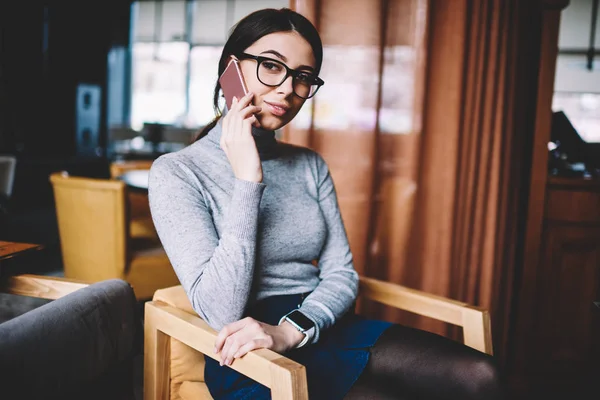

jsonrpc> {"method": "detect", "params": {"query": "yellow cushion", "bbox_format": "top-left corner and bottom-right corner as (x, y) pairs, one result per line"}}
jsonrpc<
(170, 337), (206, 383)
(154, 285), (208, 400)
(179, 381), (213, 400)
(125, 247), (180, 299)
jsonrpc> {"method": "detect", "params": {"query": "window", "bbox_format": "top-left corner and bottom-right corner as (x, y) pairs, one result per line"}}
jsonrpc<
(552, 0), (600, 143)
(131, 42), (189, 130)
(129, 0), (288, 130)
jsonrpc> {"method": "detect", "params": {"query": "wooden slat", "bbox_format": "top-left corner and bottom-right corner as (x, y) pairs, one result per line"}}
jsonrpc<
(1, 274), (89, 300)
(144, 307), (171, 400)
(270, 358), (308, 400)
(462, 308), (494, 355)
(145, 301), (308, 399)
(360, 276), (471, 325)
(359, 276), (493, 355)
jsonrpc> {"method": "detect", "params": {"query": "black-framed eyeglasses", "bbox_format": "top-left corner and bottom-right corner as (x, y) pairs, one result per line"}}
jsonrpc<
(238, 52), (324, 99)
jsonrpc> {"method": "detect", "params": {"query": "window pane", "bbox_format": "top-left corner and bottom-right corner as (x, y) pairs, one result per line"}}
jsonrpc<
(193, 0), (228, 44)
(558, 0), (594, 49)
(133, 1), (186, 42)
(160, 0), (186, 42)
(133, 2), (155, 42)
(232, 0), (289, 24)
(553, 92), (600, 143)
(554, 55), (600, 93)
(189, 46), (223, 127)
(379, 46), (418, 134)
(131, 42), (189, 130)
(311, 45), (381, 131)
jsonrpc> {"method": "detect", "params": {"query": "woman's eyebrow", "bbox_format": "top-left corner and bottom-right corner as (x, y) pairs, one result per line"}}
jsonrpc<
(259, 49), (315, 71)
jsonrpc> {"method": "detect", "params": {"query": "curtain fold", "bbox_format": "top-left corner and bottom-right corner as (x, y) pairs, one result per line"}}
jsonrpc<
(286, 0), (427, 287)
(289, 0), (544, 365)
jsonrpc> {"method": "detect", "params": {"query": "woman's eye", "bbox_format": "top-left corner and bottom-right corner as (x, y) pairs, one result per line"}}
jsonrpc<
(262, 61), (283, 72)
(296, 72), (313, 84)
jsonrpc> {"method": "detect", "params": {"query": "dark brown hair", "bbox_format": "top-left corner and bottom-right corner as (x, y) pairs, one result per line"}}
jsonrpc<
(192, 8), (323, 142)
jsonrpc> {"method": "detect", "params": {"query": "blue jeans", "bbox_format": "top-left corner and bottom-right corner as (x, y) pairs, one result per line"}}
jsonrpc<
(204, 293), (392, 400)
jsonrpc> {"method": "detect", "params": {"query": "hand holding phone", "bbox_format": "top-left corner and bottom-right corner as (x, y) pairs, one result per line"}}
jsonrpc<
(219, 59), (249, 110)
(218, 59), (263, 183)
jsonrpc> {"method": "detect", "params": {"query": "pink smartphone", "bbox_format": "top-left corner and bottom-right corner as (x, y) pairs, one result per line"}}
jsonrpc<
(219, 59), (249, 110)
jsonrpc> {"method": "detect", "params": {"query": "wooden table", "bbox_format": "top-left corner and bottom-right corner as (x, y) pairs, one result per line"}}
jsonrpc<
(0, 241), (44, 261)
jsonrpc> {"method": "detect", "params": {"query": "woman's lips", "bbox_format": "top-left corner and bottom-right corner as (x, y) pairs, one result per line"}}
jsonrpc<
(264, 101), (289, 117)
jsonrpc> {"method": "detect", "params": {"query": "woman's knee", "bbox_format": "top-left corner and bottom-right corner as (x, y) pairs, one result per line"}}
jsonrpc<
(365, 324), (505, 399)
(460, 357), (504, 399)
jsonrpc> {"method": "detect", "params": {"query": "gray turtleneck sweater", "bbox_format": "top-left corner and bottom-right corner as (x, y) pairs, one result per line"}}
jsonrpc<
(148, 119), (359, 344)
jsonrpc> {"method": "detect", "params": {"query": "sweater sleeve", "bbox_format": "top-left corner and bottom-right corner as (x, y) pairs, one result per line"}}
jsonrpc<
(148, 156), (265, 330)
(298, 153), (359, 344)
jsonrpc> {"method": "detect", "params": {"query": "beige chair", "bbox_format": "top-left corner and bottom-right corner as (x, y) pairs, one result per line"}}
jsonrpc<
(49, 171), (179, 300)
(109, 160), (156, 239)
(144, 277), (493, 400)
(109, 160), (154, 179)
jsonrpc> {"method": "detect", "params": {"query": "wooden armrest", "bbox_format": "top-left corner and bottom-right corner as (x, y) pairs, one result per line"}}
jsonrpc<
(359, 276), (493, 354)
(144, 300), (308, 400)
(1, 274), (89, 300)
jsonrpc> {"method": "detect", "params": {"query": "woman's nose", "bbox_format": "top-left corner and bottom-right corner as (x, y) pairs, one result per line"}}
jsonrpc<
(276, 75), (295, 96)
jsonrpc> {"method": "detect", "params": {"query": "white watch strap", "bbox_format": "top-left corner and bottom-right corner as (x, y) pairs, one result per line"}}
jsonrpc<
(296, 331), (310, 348)
(278, 311), (314, 348)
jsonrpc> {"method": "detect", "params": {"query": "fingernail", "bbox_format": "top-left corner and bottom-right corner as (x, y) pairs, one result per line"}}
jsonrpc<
(226, 358), (231, 366)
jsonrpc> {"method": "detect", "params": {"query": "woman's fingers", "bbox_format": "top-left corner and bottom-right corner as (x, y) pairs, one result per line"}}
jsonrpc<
(249, 115), (260, 128)
(216, 319), (268, 366)
(219, 91), (264, 182)
(239, 105), (262, 120)
(233, 338), (267, 360)
(214, 318), (248, 354)
(233, 91), (255, 111)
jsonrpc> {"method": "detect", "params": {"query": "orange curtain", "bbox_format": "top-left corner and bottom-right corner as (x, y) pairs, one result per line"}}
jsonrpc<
(285, 0), (428, 316)
(289, 0), (546, 368)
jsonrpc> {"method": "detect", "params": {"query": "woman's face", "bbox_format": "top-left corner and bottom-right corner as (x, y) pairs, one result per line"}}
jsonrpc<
(236, 31), (317, 131)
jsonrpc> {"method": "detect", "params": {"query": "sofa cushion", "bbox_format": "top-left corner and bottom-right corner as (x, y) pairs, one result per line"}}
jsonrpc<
(0, 279), (140, 400)
(170, 337), (206, 383)
(179, 381), (213, 400)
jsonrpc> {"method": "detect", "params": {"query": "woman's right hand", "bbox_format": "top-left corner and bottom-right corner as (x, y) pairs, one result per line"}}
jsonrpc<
(220, 92), (263, 183)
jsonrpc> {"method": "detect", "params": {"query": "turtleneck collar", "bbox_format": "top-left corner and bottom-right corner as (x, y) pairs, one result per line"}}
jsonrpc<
(204, 111), (280, 161)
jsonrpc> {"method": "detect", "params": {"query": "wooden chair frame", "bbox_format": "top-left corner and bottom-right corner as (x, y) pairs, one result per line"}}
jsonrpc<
(144, 276), (493, 400)
(1, 274), (89, 300)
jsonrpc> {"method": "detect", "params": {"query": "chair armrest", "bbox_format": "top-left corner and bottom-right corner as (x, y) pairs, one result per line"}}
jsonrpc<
(0, 279), (140, 400)
(144, 300), (308, 400)
(359, 276), (493, 355)
(1, 274), (89, 300)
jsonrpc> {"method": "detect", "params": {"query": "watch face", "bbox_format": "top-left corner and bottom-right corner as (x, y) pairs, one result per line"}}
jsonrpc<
(287, 310), (315, 331)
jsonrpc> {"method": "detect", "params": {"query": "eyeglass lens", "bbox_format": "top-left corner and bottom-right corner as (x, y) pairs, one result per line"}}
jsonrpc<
(257, 59), (319, 98)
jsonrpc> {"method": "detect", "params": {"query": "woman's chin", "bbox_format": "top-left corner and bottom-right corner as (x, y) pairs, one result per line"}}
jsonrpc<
(257, 115), (288, 131)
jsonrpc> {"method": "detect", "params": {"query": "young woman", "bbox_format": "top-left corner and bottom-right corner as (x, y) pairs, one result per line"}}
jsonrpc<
(148, 7), (505, 400)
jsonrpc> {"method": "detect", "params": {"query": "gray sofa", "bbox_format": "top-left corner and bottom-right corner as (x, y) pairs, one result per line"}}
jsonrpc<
(0, 278), (141, 400)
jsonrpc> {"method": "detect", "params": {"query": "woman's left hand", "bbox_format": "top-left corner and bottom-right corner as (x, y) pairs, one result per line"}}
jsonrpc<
(214, 317), (305, 366)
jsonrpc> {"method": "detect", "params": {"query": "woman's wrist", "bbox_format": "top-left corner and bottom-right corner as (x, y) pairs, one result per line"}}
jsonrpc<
(279, 321), (306, 349)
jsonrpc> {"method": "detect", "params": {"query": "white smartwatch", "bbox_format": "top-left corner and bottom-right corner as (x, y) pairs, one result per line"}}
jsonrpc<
(278, 310), (316, 348)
